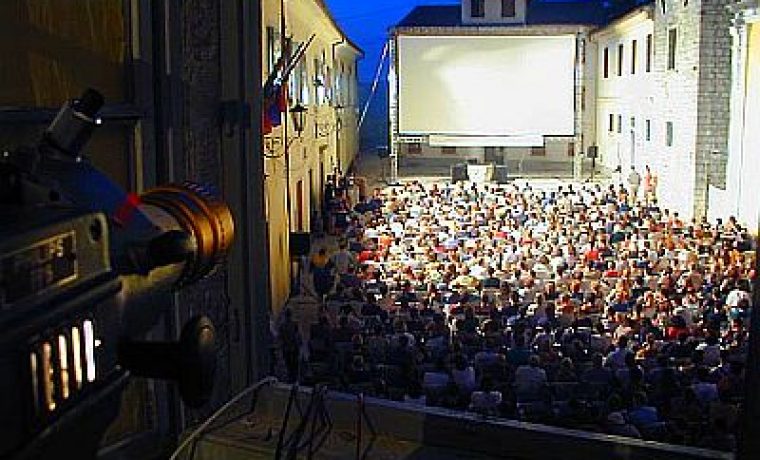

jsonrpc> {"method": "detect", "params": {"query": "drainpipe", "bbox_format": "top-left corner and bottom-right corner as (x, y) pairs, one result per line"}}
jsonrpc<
(331, 38), (345, 172)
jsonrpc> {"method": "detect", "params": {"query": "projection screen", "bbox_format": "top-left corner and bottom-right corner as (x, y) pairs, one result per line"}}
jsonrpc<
(397, 35), (576, 137)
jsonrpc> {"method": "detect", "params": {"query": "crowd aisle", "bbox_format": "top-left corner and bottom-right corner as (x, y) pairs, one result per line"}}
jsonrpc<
(275, 177), (754, 451)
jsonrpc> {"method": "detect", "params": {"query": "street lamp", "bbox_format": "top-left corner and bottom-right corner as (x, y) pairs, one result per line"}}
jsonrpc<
(290, 103), (307, 137)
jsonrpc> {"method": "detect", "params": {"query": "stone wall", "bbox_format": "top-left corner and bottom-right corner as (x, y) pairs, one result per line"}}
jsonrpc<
(694, 0), (733, 218)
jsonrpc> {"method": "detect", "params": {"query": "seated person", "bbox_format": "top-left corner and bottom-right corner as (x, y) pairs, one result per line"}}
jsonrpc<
(514, 355), (548, 400)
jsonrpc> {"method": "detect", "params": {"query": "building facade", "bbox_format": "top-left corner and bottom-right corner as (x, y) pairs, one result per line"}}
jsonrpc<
(593, 0), (733, 220)
(261, 0), (362, 313)
(592, 7), (656, 182)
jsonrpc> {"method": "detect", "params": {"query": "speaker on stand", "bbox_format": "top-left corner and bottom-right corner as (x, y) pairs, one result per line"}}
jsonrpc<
(492, 165), (509, 184)
(450, 163), (468, 183)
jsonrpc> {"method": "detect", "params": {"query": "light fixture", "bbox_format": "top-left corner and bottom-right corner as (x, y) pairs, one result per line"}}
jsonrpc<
(290, 103), (307, 136)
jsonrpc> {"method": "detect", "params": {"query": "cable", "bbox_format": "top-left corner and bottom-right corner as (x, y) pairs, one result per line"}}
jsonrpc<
(274, 384), (300, 460)
(358, 41), (389, 131)
(168, 377), (278, 460)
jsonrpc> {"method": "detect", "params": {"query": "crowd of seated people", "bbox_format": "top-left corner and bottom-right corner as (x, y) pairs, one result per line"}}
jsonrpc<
(280, 179), (754, 451)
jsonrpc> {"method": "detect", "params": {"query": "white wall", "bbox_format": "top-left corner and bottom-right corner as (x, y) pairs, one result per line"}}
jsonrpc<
(595, 14), (655, 175)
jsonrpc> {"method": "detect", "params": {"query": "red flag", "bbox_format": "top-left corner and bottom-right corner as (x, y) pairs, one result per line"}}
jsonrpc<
(262, 113), (273, 135)
(278, 84), (288, 112)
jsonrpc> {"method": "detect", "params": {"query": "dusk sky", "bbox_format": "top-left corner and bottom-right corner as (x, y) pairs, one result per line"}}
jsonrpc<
(324, 0), (458, 83)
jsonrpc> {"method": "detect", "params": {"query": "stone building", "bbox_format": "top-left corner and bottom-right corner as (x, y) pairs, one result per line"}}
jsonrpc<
(592, 0), (733, 220)
(261, 0), (362, 313)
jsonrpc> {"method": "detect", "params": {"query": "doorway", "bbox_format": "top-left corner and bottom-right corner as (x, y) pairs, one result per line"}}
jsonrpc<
(295, 179), (304, 231)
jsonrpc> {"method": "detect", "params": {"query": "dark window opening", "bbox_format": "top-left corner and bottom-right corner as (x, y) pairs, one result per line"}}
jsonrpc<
(471, 0), (485, 17)
(631, 39), (638, 74)
(617, 44), (624, 76)
(668, 28), (678, 70)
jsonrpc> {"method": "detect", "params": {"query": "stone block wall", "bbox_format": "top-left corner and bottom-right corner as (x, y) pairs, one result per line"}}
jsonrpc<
(694, 0), (733, 217)
(651, 0), (702, 218)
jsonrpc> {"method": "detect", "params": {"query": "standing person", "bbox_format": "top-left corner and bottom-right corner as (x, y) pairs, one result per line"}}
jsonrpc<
(642, 165), (654, 205)
(627, 166), (641, 204)
(650, 168), (659, 204)
(331, 240), (357, 276)
(278, 309), (302, 383)
(311, 248), (335, 303)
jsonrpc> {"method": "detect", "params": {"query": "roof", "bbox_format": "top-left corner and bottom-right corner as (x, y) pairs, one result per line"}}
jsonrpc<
(394, 1), (611, 29)
(314, 0), (364, 56)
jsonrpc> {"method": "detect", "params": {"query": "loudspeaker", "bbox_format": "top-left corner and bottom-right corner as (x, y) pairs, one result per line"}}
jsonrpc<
(289, 232), (311, 257)
(492, 165), (509, 184)
(450, 163), (468, 183)
(587, 145), (599, 159)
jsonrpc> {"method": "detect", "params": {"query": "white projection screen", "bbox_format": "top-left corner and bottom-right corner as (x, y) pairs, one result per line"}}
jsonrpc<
(397, 35), (576, 137)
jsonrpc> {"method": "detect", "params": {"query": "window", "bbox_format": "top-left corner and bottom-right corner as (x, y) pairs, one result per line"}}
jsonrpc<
(471, 0), (485, 17)
(299, 58), (310, 104)
(645, 119), (651, 141)
(266, 27), (277, 75)
(667, 28), (677, 70)
(660, 0), (667, 14)
(442, 146), (457, 155)
(646, 34), (653, 72)
(617, 115), (623, 133)
(617, 44), (624, 76)
(501, 0), (516, 17)
(408, 144), (422, 155)
(603, 47), (609, 78)
(666, 122), (674, 146)
(630, 117), (636, 129)
(631, 39), (638, 74)
(609, 113), (615, 132)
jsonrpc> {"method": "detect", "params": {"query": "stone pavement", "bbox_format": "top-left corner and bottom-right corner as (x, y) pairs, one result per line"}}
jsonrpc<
(351, 151), (611, 190)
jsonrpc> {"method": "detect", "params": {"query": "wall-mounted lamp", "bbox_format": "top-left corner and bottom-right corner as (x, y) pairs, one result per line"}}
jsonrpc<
(290, 103), (307, 137)
(264, 103), (309, 155)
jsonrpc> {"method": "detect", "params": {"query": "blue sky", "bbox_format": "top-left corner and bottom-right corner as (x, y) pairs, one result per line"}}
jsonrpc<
(325, 0), (458, 82)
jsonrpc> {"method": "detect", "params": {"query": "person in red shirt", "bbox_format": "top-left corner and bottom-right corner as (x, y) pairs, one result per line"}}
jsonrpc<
(585, 246), (600, 267)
